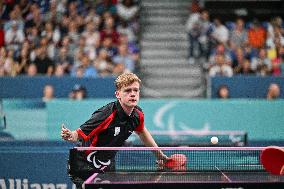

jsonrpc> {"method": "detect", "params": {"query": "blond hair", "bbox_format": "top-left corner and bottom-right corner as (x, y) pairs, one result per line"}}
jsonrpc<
(115, 72), (141, 90)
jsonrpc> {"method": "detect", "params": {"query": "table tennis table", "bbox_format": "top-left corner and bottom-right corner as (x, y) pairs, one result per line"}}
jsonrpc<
(84, 171), (284, 189)
(73, 147), (284, 189)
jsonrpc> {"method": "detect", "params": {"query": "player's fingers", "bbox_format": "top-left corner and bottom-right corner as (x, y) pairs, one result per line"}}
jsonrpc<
(61, 124), (70, 132)
(156, 160), (165, 167)
(62, 126), (71, 133)
(61, 133), (70, 139)
(61, 130), (69, 136)
(156, 161), (165, 170)
(62, 130), (69, 134)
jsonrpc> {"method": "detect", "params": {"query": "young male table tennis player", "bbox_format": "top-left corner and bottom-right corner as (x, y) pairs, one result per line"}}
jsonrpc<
(61, 72), (169, 188)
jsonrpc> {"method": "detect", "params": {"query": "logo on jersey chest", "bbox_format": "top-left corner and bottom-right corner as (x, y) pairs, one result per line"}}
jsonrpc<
(114, 127), (120, 136)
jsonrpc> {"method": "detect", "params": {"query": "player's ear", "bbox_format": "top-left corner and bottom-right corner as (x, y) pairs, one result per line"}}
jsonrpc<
(115, 91), (120, 99)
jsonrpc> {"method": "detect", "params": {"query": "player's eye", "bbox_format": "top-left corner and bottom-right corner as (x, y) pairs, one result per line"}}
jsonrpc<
(124, 89), (132, 93)
(123, 88), (140, 93)
(133, 89), (140, 92)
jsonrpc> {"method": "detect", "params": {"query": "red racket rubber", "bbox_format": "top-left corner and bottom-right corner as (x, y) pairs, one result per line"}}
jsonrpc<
(260, 146), (284, 175)
(165, 154), (187, 170)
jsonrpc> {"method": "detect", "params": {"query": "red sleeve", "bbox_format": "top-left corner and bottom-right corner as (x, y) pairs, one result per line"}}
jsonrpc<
(135, 109), (144, 132)
(77, 109), (116, 141)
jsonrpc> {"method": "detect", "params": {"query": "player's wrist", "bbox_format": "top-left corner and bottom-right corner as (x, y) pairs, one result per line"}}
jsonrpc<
(157, 152), (168, 161)
(71, 131), (78, 142)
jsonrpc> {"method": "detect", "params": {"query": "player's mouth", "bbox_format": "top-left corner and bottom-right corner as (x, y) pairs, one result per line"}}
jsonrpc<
(129, 99), (137, 103)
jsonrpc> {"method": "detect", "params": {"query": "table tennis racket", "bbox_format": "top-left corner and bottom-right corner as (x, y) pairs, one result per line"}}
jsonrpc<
(260, 146), (284, 175)
(165, 154), (187, 171)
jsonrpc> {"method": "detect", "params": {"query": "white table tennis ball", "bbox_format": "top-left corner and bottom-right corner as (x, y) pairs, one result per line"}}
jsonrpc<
(211, 136), (218, 144)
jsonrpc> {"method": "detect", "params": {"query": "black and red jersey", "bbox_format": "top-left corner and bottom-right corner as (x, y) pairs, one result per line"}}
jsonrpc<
(76, 100), (144, 148)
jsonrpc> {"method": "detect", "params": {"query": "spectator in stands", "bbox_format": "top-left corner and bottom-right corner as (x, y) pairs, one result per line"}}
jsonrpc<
(113, 43), (135, 73)
(209, 54), (233, 77)
(24, 3), (42, 33)
(267, 16), (284, 48)
(185, 2), (201, 64)
(242, 42), (258, 61)
(41, 21), (61, 47)
(211, 18), (229, 46)
(93, 48), (114, 77)
(4, 7), (24, 32)
(85, 7), (101, 27)
(117, 20), (136, 43)
(217, 85), (230, 99)
(199, 9), (211, 59)
(99, 36), (118, 58)
(271, 44), (283, 76)
(267, 25), (284, 76)
(81, 20), (100, 60)
(4, 20), (25, 54)
(71, 54), (97, 78)
(18, 0), (31, 20)
(231, 47), (245, 69)
(266, 83), (280, 100)
(60, 36), (76, 62)
(42, 84), (55, 102)
(266, 26), (284, 51)
(54, 46), (74, 74)
(26, 63), (37, 76)
(119, 33), (139, 56)
(229, 18), (247, 50)
(248, 19), (266, 49)
(208, 43), (232, 67)
(251, 48), (272, 76)
(234, 58), (255, 75)
(15, 43), (30, 75)
(3, 48), (17, 76)
(33, 46), (54, 76)
(26, 26), (40, 49)
(100, 15), (120, 45)
(67, 20), (80, 45)
(69, 84), (87, 100)
(54, 64), (65, 77)
(44, 0), (65, 24)
(57, 14), (69, 36)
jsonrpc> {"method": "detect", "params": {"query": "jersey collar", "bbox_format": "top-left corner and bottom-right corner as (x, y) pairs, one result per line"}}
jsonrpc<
(116, 100), (133, 120)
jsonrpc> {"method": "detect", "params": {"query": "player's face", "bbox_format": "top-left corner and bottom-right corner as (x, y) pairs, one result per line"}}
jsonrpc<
(116, 81), (140, 108)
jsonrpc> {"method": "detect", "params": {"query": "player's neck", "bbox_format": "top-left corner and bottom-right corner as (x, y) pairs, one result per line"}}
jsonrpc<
(119, 101), (134, 116)
(122, 106), (134, 116)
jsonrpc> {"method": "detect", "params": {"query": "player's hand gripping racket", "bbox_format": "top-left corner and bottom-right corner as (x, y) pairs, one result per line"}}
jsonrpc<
(165, 154), (187, 171)
(260, 146), (284, 175)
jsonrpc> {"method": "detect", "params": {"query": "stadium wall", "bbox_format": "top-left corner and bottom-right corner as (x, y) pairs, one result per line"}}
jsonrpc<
(0, 76), (116, 98)
(209, 76), (284, 98)
(2, 99), (283, 142)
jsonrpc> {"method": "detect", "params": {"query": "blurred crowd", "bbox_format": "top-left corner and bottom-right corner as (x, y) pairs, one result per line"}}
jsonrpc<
(185, 0), (284, 77)
(0, 0), (140, 77)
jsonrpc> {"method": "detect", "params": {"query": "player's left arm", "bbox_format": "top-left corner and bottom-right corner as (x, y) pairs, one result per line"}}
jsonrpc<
(136, 127), (168, 161)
